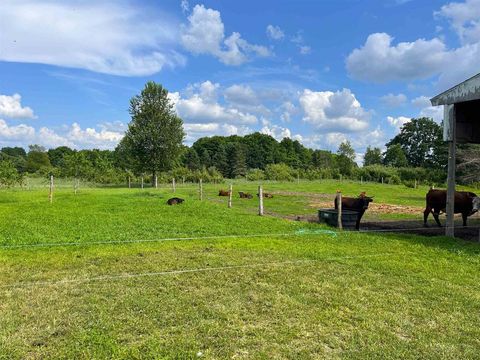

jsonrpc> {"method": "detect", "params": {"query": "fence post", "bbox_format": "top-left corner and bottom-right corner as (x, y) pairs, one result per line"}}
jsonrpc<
(182, 176), (185, 185)
(258, 185), (264, 216)
(141, 176), (144, 189)
(228, 184), (233, 208)
(361, 176), (363, 184)
(336, 191), (342, 230)
(381, 177), (384, 185)
(199, 179), (203, 201)
(414, 179), (417, 189)
(49, 175), (54, 203)
(74, 177), (78, 195)
(155, 175), (158, 189)
(128, 176), (131, 189)
(172, 178), (176, 192)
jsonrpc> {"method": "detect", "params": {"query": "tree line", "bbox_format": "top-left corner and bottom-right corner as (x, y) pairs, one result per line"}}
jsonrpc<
(1, 81), (478, 188)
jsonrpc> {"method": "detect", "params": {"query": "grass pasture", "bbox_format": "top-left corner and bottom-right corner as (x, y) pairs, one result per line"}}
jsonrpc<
(1, 181), (480, 358)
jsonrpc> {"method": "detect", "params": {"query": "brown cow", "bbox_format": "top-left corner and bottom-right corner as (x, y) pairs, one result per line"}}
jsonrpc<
(256, 192), (273, 198)
(334, 192), (373, 230)
(423, 189), (480, 227)
(167, 197), (185, 205)
(239, 192), (253, 199)
(218, 189), (230, 196)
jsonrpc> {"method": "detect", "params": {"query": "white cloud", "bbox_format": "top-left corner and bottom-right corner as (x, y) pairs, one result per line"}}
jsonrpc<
(279, 101), (297, 122)
(387, 116), (411, 131)
(411, 95), (431, 108)
(181, 4), (270, 65)
(181, 0), (189, 14)
(224, 84), (257, 105)
(436, 0), (480, 44)
(0, 119), (124, 149)
(299, 46), (311, 55)
(380, 93), (407, 107)
(0, 0), (185, 76)
(0, 119), (35, 142)
(260, 124), (293, 141)
(411, 96), (444, 122)
(183, 122), (251, 144)
(299, 88), (370, 132)
(346, 33), (448, 82)
(0, 93), (36, 119)
(266, 25), (284, 40)
(169, 82), (258, 125)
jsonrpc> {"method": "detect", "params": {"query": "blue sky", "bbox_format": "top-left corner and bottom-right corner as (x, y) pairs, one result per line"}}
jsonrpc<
(1, 0), (479, 161)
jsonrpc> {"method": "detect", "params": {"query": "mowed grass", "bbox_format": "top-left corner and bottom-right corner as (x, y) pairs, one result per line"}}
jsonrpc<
(1, 183), (480, 358)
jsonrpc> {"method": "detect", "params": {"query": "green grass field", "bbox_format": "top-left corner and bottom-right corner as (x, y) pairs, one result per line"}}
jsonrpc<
(1, 181), (480, 358)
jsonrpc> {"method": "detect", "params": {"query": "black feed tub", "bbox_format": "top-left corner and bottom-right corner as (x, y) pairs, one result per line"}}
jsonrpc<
(318, 209), (359, 228)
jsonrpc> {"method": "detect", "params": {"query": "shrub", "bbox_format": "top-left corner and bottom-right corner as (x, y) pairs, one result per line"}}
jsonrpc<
(264, 163), (295, 181)
(246, 169), (265, 181)
(0, 160), (23, 187)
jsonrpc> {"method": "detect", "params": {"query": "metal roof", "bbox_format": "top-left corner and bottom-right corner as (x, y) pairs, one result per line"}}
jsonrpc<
(430, 72), (480, 106)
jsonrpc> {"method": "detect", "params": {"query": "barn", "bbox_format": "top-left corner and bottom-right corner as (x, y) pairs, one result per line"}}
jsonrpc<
(430, 73), (480, 236)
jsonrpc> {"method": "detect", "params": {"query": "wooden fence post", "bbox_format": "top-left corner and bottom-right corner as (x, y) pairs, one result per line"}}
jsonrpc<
(155, 175), (158, 189)
(74, 177), (78, 195)
(141, 176), (144, 189)
(228, 184), (233, 208)
(336, 191), (342, 230)
(361, 176), (363, 184)
(172, 178), (176, 192)
(49, 175), (54, 203)
(258, 185), (264, 216)
(381, 177), (384, 185)
(414, 179), (417, 189)
(182, 176), (185, 185)
(199, 179), (203, 201)
(128, 176), (131, 189)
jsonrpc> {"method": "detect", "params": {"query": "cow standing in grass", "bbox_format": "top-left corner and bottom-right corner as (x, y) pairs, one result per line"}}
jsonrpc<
(334, 192), (373, 230)
(423, 189), (480, 227)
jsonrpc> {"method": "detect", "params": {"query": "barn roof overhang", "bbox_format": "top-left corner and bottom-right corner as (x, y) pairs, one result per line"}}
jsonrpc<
(430, 73), (480, 106)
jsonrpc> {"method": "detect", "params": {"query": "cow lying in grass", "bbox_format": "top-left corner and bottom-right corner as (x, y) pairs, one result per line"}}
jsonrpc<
(424, 189), (480, 227)
(238, 192), (253, 199)
(167, 197), (184, 205)
(334, 192), (373, 230)
(257, 192), (273, 198)
(218, 189), (230, 196)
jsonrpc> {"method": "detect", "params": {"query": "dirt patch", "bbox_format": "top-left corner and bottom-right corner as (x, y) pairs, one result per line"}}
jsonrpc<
(308, 201), (424, 215)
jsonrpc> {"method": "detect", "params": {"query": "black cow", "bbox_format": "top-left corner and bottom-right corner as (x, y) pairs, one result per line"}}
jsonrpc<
(424, 189), (480, 227)
(334, 192), (373, 230)
(167, 197), (184, 205)
(239, 192), (253, 199)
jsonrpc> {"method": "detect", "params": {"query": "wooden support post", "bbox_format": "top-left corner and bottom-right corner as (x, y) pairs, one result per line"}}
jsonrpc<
(446, 104), (456, 237)
(414, 179), (417, 189)
(336, 191), (342, 230)
(182, 176), (185, 185)
(381, 177), (384, 185)
(128, 176), (131, 189)
(258, 185), (264, 216)
(141, 176), (144, 189)
(155, 175), (158, 189)
(361, 176), (363, 184)
(49, 175), (54, 203)
(340, 175), (343, 182)
(74, 177), (78, 195)
(446, 139), (456, 237)
(172, 178), (176, 192)
(228, 184), (233, 208)
(199, 179), (203, 201)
